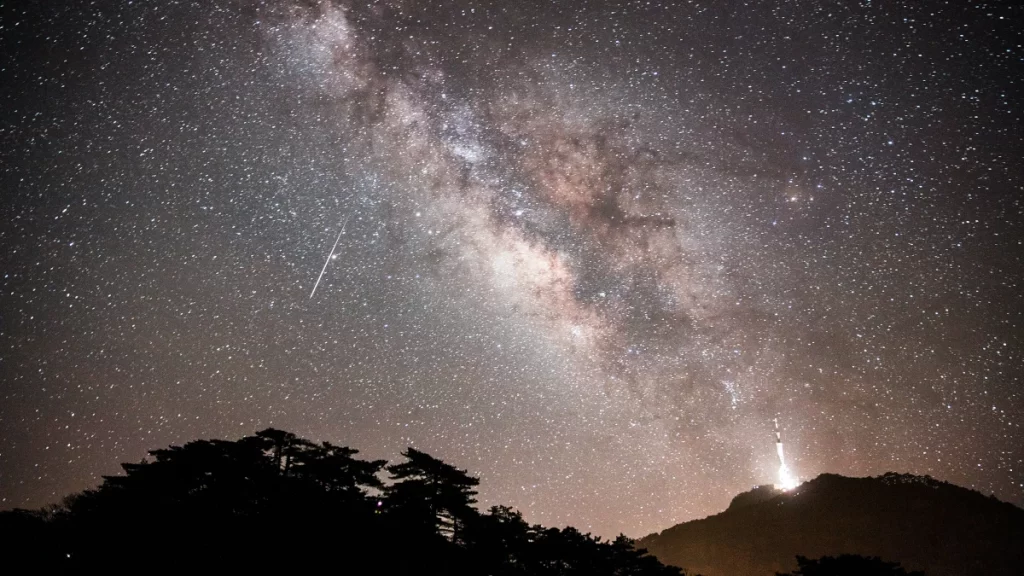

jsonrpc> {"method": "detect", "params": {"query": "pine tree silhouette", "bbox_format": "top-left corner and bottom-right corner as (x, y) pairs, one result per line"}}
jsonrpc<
(385, 447), (481, 544)
(0, 430), (689, 575)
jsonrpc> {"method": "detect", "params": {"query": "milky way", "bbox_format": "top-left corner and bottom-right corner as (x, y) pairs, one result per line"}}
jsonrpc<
(1, 1), (1021, 536)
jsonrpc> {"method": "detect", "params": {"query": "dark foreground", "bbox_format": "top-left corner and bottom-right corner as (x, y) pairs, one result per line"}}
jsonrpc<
(1, 429), (682, 574)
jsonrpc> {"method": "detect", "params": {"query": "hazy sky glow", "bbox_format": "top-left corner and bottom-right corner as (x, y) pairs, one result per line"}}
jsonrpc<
(1, 1), (1021, 537)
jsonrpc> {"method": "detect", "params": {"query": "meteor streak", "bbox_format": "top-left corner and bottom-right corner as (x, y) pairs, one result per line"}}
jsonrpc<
(309, 217), (349, 299)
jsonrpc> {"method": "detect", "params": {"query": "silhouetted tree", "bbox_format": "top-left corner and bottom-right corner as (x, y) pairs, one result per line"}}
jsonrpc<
(0, 430), (685, 575)
(245, 428), (386, 513)
(249, 427), (302, 472)
(386, 447), (481, 544)
(777, 554), (925, 576)
(457, 505), (687, 576)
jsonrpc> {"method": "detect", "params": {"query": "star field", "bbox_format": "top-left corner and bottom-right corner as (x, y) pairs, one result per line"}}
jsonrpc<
(1, 0), (1021, 537)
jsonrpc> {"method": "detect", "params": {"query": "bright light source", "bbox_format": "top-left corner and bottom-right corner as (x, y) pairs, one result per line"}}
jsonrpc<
(778, 464), (799, 491)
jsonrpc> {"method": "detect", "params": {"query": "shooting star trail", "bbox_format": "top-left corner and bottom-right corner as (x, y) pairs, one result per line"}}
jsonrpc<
(309, 217), (349, 299)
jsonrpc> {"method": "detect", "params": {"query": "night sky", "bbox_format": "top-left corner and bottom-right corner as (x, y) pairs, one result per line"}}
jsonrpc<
(1, 1), (1021, 537)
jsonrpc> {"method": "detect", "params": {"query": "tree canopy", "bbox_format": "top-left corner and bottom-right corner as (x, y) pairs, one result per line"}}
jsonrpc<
(0, 429), (684, 575)
(777, 555), (926, 576)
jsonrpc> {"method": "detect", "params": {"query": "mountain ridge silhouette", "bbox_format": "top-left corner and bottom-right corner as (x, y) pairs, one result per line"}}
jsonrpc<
(637, 472), (1024, 576)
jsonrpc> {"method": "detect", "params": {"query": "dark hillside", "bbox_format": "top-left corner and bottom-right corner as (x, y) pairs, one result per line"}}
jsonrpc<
(637, 473), (1024, 576)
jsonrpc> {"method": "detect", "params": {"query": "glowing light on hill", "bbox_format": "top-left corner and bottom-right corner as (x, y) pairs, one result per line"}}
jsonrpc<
(778, 464), (799, 491)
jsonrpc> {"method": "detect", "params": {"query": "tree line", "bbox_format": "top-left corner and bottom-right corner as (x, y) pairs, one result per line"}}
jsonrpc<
(0, 428), (683, 574)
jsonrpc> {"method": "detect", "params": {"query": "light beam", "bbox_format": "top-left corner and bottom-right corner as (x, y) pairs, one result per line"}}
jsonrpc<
(775, 418), (799, 491)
